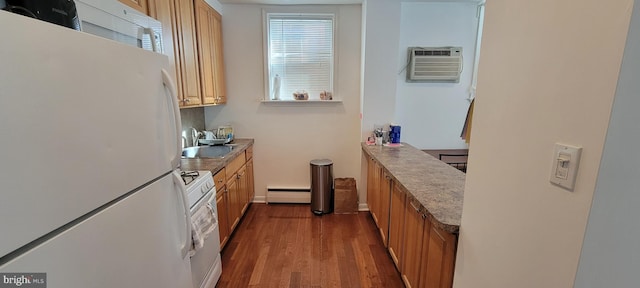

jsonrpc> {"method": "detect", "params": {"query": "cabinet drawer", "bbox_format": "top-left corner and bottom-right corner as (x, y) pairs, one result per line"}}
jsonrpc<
(226, 152), (246, 180)
(213, 168), (226, 187)
(246, 146), (253, 160)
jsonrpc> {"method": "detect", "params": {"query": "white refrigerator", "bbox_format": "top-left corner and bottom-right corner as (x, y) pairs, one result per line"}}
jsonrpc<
(0, 11), (193, 288)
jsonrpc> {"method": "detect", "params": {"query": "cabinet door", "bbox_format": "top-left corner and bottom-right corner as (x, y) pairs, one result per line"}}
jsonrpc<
(211, 10), (226, 104)
(216, 186), (230, 250)
(227, 176), (241, 231)
(175, 0), (202, 106)
(247, 158), (254, 202)
(402, 197), (427, 288)
(419, 224), (457, 288)
(388, 182), (405, 269)
(194, 0), (216, 105)
(237, 164), (249, 215)
(379, 171), (392, 246)
(367, 156), (380, 225)
(119, 0), (148, 15)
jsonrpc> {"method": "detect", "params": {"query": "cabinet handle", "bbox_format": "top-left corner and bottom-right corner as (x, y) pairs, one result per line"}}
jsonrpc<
(385, 175), (391, 180)
(182, 98), (190, 103)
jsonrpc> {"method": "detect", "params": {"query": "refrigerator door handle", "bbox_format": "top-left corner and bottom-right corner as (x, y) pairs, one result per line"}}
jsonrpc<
(172, 170), (192, 259)
(162, 69), (182, 169)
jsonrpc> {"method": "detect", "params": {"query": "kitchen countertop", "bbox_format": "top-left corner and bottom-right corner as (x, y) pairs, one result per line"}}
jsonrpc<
(180, 138), (254, 174)
(362, 143), (465, 233)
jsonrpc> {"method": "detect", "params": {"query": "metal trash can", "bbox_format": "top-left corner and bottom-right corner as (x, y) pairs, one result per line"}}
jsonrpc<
(310, 159), (333, 215)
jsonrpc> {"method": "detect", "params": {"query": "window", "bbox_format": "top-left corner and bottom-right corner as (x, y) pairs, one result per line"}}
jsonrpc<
(264, 13), (335, 101)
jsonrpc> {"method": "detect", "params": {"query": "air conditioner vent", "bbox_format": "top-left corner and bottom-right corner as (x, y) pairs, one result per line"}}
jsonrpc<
(407, 47), (462, 82)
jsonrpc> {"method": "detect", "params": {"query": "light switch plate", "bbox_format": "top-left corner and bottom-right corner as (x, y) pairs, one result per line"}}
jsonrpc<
(550, 143), (582, 191)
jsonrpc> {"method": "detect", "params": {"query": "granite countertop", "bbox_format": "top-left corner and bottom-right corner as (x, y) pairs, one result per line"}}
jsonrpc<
(362, 143), (465, 233)
(180, 138), (254, 174)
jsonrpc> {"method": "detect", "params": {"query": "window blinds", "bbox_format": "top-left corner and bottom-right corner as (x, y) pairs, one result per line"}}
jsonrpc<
(268, 14), (334, 100)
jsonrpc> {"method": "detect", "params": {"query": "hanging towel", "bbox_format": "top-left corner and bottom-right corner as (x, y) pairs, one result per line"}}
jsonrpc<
(189, 203), (216, 257)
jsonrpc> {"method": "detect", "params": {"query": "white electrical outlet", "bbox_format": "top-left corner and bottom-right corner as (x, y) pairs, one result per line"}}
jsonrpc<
(550, 143), (582, 191)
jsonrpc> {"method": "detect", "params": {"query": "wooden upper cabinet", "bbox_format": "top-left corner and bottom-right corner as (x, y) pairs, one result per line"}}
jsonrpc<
(211, 10), (226, 104)
(148, 0), (180, 96)
(175, 0), (202, 106)
(119, 0), (149, 15)
(150, 0), (226, 107)
(195, 0), (216, 105)
(194, 0), (226, 105)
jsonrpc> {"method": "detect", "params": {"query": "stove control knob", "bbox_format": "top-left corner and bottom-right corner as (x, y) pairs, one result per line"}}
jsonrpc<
(201, 186), (207, 194)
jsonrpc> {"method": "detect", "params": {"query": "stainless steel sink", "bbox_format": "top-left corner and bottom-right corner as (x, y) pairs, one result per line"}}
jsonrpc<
(181, 145), (234, 159)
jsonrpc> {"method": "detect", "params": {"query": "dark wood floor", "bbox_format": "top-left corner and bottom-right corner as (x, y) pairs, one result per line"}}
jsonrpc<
(217, 204), (404, 288)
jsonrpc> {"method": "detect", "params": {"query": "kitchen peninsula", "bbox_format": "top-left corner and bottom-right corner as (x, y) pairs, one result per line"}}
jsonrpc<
(362, 142), (465, 288)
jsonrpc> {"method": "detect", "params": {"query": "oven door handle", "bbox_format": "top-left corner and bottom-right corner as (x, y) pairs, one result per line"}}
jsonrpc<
(191, 189), (215, 214)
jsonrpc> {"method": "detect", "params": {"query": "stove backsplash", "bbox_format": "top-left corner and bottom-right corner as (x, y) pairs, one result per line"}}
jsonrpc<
(180, 107), (205, 146)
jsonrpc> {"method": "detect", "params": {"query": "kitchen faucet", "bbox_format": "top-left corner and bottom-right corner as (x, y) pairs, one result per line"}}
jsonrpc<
(190, 127), (201, 147)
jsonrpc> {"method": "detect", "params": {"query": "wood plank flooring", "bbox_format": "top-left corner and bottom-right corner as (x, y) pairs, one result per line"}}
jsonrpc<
(217, 204), (404, 288)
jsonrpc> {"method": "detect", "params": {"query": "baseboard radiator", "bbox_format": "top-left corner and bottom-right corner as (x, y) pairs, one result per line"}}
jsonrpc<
(266, 187), (311, 204)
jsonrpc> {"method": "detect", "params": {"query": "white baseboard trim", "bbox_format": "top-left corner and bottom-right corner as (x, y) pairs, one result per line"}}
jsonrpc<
(266, 187), (311, 204)
(266, 192), (311, 204)
(359, 203), (370, 211)
(252, 195), (267, 203)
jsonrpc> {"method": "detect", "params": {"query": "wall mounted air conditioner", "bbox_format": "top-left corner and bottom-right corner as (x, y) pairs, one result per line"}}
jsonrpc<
(407, 47), (463, 83)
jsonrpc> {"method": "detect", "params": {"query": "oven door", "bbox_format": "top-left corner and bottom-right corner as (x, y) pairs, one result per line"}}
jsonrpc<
(190, 189), (222, 288)
(74, 0), (163, 53)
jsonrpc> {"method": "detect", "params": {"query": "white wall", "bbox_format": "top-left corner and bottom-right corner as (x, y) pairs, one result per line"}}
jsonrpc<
(205, 4), (362, 203)
(574, 1), (640, 286)
(360, 0), (401, 140)
(395, 2), (478, 149)
(453, 0), (634, 287)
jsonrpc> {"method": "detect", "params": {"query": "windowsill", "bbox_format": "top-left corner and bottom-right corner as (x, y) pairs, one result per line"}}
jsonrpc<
(260, 99), (343, 103)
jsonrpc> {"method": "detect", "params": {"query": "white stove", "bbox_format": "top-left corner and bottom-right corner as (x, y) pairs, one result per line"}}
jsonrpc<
(182, 170), (215, 209)
(180, 170), (222, 288)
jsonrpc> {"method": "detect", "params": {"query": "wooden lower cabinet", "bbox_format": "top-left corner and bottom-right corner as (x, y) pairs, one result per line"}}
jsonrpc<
(247, 158), (254, 201)
(379, 171), (392, 246)
(388, 183), (405, 268)
(226, 175), (241, 231)
(237, 164), (249, 214)
(420, 224), (457, 288)
(402, 197), (427, 288)
(367, 156), (381, 225)
(212, 146), (254, 249)
(216, 185), (230, 250)
(365, 151), (458, 288)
